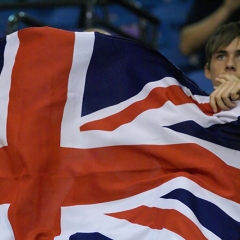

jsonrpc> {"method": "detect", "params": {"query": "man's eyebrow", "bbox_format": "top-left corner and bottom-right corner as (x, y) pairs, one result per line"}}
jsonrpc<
(213, 50), (227, 55)
(213, 49), (240, 55)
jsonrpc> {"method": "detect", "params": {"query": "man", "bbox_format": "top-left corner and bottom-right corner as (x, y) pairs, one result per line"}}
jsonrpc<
(180, 0), (240, 70)
(204, 21), (240, 113)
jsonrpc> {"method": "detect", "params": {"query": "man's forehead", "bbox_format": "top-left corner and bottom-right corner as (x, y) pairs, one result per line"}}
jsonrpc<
(215, 38), (240, 53)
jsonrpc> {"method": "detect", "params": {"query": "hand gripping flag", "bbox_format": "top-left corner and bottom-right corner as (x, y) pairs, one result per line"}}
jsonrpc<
(0, 27), (239, 240)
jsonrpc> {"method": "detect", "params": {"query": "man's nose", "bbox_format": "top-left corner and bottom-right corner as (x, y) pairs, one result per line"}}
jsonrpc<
(226, 57), (236, 70)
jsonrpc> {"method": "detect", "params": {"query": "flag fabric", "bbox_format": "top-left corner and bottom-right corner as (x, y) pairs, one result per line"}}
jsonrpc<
(0, 26), (239, 240)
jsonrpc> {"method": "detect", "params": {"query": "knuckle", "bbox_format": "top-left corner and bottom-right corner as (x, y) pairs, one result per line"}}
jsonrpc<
(222, 95), (229, 100)
(215, 95), (223, 101)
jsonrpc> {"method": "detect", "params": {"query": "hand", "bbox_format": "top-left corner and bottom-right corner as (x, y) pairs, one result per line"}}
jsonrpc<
(224, 0), (240, 12)
(210, 74), (240, 112)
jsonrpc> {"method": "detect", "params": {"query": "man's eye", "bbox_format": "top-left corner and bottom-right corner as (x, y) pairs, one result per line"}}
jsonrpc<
(216, 54), (225, 60)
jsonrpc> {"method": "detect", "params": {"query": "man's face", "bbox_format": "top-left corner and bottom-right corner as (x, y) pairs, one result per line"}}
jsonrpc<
(204, 37), (240, 86)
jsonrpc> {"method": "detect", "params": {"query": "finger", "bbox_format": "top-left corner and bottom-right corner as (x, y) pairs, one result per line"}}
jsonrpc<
(215, 77), (226, 84)
(214, 97), (233, 111)
(229, 82), (240, 100)
(214, 84), (237, 109)
(220, 95), (236, 109)
(209, 91), (219, 113)
(209, 80), (240, 112)
(210, 85), (233, 112)
(230, 92), (240, 100)
(219, 74), (240, 82)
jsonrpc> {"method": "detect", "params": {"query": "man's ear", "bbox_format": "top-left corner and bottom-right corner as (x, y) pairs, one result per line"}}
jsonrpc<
(204, 63), (211, 80)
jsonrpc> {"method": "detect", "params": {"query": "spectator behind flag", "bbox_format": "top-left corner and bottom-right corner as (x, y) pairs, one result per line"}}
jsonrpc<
(0, 26), (239, 240)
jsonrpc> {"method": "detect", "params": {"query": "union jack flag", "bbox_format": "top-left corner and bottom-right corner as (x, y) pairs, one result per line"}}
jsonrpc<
(0, 27), (239, 240)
